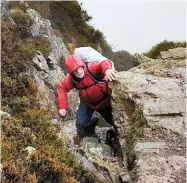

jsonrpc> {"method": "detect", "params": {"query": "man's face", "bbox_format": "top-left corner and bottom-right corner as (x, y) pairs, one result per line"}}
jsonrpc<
(72, 67), (84, 78)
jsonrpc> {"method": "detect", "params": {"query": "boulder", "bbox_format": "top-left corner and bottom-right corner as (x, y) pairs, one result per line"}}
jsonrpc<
(110, 48), (186, 182)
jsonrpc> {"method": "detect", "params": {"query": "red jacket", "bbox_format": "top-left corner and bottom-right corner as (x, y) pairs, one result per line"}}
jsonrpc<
(57, 55), (113, 110)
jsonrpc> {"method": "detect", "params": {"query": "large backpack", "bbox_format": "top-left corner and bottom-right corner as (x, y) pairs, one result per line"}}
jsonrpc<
(74, 47), (114, 68)
(74, 47), (107, 63)
(73, 47), (113, 84)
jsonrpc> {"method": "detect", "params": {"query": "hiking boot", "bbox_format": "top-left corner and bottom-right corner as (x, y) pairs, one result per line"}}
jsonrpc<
(105, 129), (117, 146)
(105, 128), (122, 157)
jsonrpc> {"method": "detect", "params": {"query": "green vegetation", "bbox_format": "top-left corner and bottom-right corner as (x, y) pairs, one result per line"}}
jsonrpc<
(9, 8), (31, 26)
(2, 110), (104, 183)
(1, 19), (50, 114)
(1, 2), (106, 182)
(111, 50), (138, 71)
(144, 40), (186, 59)
(125, 115), (146, 171)
(9, 1), (28, 12)
(26, 1), (115, 59)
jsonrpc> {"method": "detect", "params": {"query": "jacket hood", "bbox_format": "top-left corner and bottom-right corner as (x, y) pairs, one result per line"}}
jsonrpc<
(65, 55), (85, 74)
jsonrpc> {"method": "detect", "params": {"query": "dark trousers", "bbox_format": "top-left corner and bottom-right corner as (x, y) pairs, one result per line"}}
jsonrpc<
(76, 101), (114, 137)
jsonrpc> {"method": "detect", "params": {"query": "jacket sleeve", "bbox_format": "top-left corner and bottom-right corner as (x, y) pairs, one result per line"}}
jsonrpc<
(56, 74), (73, 109)
(89, 59), (113, 76)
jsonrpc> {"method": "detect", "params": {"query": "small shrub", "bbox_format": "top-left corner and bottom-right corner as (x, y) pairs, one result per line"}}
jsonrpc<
(64, 176), (79, 183)
(9, 1), (28, 12)
(23, 37), (51, 58)
(9, 8), (31, 27)
(27, 172), (38, 183)
(2, 20), (50, 114)
(29, 150), (73, 182)
(92, 30), (104, 43)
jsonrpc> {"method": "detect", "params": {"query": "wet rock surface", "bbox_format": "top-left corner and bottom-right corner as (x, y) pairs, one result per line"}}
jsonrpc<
(60, 119), (131, 183)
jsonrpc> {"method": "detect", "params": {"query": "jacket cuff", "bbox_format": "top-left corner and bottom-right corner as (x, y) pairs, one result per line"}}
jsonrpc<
(101, 60), (113, 74)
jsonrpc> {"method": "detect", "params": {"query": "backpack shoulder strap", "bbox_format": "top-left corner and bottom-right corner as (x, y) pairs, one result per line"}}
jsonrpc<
(85, 62), (107, 84)
(85, 62), (97, 82)
(85, 62), (108, 98)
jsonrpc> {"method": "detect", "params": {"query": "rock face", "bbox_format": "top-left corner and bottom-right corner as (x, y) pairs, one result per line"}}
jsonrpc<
(1, 0), (9, 18)
(25, 4), (78, 118)
(110, 48), (186, 182)
(1, 0), (15, 24)
(27, 7), (69, 65)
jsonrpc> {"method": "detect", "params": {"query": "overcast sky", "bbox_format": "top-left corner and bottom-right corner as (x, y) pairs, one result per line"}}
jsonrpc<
(78, 0), (186, 54)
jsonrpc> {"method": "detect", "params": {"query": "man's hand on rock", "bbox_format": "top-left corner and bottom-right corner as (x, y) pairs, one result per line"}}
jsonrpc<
(59, 109), (67, 117)
(105, 69), (118, 81)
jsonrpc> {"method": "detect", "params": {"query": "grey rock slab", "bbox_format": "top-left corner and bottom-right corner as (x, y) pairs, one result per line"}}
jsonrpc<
(33, 51), (49, 72)
(160, 47), (186, 60)
(146, 116), (184, 135)
(134, 142), (166, 153)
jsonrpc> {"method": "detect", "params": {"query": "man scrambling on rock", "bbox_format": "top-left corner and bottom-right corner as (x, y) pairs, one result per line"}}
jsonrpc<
(57, 49), (118, 138)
